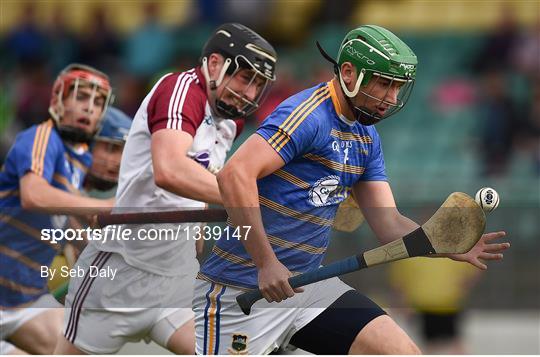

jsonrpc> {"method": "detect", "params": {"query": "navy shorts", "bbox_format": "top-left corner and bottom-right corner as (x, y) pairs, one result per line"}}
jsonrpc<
(289, 290), (386, 354)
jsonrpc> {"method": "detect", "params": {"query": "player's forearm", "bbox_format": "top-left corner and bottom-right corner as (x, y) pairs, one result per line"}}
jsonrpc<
(371, 210), (420, 244)
(154, 157), (222, 205)
(354, 181), (420, 244)
(390, 214), (420, 242)
(217, 165), (277, 268)
(20, 176), (112, 215)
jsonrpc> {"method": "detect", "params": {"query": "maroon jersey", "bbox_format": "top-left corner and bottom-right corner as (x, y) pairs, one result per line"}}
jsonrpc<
(97, 67), (243, 275)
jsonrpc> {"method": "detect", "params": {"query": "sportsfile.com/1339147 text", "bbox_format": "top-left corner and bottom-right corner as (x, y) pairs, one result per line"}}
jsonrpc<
(40, 225), (252, 244)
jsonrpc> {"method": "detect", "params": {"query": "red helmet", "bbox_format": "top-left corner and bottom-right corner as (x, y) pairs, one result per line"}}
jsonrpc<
(49, 63), (113, 142)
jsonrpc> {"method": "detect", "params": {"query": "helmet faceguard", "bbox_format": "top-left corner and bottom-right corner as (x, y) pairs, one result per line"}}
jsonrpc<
(49, 64), (113, 143)
(317, 25), (417, 125)
(344, 71), (415, 125)
(200, 23), (277, 118)
(209, 55), (274, 118)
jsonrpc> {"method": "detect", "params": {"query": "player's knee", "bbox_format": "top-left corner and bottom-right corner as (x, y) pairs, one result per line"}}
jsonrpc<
(410, 342), (423, 355)
(29, 329), (60, 354)
(36, 323), (64, 354)
(348, 315), (421, 355)
(38, 315), (64, 353)
(394, 339), (422, 355)
(349, 331), (421, 355)
(9, 314), (62, 354)
(164, 319), (196, 354)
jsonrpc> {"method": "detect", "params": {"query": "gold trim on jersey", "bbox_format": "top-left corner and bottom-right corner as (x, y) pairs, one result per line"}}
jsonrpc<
(0, 245), (42, 271)
(212, 245), (255, 267)
(31, 120), (53, 177)
(268, 85), (331, 152)
(0, 189), (19, 199)
(272, 169), (310, 189)
(259, 196), (333, 227)
(268, 86), (327, 148)
(327, 80), (343, 117)
(53, 174), (79, 194)
(0, 214), (60, 250)
(267, 234), (326, 255)
(0, 277), (46, 295)
(330, 128), (373, 144)
(303, 153), (365, 175)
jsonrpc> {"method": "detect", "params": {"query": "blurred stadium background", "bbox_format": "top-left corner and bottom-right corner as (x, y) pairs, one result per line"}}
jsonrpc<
(1, 0), (538, 354)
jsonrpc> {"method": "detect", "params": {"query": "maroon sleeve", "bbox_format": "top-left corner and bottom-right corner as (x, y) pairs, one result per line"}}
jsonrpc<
(147, 72), (205, 136)
(233, 119), (245, 139)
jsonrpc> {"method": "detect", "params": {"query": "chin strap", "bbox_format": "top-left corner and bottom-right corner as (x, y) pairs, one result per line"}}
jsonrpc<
(201, 56), (235, 117)
(216, 100), (242, 118)
(201, 57), (232, 90)
(84, 173), (117, 191)
(339, 69), (365, 98)
(55, 125), (94, 144)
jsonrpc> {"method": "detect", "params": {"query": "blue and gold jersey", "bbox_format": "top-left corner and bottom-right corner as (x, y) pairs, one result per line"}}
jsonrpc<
(200, 81), (387, 289)
(0, 119), (91, 307)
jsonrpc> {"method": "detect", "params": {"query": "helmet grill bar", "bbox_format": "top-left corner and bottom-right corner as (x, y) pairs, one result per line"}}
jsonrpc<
(353, 74), (415, 123)
(204, 54), (273, 118)
(220, 66), (271, 117)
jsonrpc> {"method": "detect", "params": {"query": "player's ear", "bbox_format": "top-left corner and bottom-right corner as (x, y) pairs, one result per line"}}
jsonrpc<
(340, 62), (357, 88)
(207, 53), (225, 80)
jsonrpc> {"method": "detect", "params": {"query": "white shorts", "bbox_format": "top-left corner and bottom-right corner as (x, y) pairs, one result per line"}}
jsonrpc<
(63, 244), (196, 354)
(0, 293), (61, 340)
(193, 277), (352, 355)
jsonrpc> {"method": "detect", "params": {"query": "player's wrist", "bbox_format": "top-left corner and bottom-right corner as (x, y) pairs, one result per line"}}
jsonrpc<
(254, 253), (280, 270)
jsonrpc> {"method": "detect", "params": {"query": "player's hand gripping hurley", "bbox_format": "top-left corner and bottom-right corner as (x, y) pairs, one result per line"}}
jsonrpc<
(236, 192), (486, 315)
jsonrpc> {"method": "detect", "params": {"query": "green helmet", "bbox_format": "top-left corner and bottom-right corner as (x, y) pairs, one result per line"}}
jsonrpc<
(319, 25), (417, 125)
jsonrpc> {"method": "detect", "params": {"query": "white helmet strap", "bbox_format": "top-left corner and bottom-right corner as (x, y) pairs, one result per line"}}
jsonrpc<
(49, 81), (65, 122)
(201, 56), (232, 90)
(339, 68), (365, 98)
